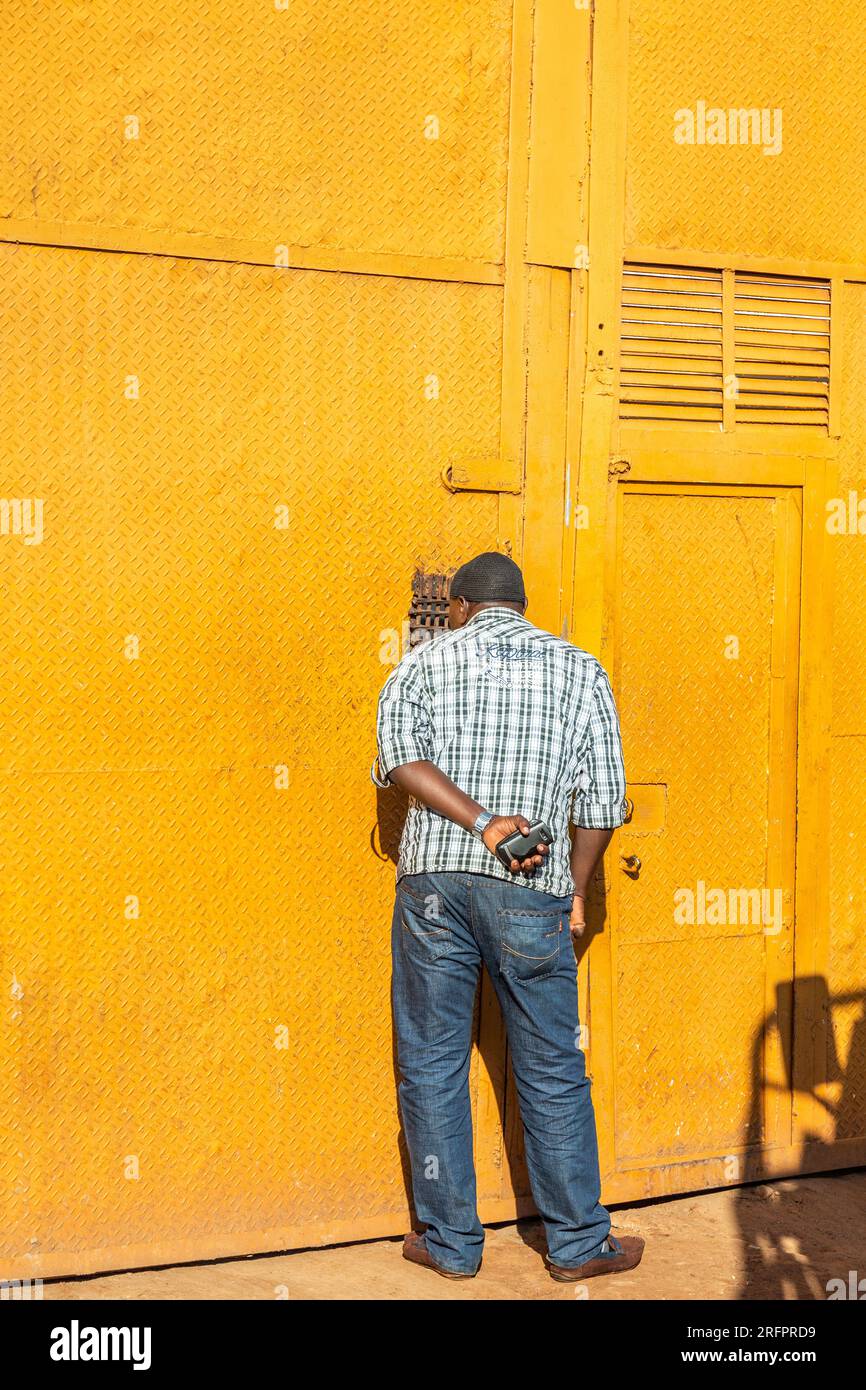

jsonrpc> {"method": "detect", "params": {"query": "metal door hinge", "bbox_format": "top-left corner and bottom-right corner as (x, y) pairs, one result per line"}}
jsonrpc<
(441, 457), (521, 494)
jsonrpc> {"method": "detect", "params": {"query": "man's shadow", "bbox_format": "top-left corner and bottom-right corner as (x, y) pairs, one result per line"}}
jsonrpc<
(734, 976), (866, 1299)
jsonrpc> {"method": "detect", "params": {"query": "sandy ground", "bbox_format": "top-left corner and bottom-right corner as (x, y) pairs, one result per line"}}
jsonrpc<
(44, 1170), (865, 1301)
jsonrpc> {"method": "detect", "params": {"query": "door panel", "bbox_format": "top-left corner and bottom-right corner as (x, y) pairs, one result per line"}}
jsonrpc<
(0, 243), (504, 1279)
(601, 485), (800, 1182)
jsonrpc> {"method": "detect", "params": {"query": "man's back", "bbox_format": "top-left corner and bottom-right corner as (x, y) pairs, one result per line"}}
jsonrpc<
(373, 603), (626, 896)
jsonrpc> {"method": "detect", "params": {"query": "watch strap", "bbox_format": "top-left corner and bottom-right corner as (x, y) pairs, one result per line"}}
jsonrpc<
(471, 809), (494, 840)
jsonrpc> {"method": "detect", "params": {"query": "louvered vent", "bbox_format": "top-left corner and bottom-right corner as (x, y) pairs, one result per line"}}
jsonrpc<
(619, 262), (831, 430)
(619, 265), (724, 424)
(733, 273), (830, 427)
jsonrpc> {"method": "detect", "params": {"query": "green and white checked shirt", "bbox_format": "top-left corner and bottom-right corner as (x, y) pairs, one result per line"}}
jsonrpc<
(371, 605), (627, 897)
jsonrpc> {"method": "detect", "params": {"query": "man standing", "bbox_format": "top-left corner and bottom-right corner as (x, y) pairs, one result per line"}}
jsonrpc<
(372, 551), (644, 1282)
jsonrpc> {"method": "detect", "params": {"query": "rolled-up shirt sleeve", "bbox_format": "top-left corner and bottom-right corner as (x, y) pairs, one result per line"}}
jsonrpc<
(571, 662), (627, 829)
(371, 652), (433, 786)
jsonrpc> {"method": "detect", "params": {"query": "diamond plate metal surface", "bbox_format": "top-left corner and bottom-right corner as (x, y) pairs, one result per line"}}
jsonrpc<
(615, 938), (767, 1160)
(619, 492), (774, 945)
(0, 243), (501, 1274)
(0, 1), (512, 262)
(615, 491), (779, 1161)
(625, 0), (866, 264)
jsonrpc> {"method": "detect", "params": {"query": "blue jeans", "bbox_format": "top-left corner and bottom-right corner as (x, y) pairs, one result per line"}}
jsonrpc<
(391, 870), (610, 1275)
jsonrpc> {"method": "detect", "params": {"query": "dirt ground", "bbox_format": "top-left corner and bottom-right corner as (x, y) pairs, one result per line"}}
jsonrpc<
(44, 1170), (865, 1301)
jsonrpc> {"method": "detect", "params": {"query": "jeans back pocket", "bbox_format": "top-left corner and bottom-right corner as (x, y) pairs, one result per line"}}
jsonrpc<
(498, 906), (564, 983)
(399, 881), (454, 963)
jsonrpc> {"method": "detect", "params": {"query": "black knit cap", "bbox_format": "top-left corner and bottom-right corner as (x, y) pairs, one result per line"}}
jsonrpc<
(450, 551), (527, 605)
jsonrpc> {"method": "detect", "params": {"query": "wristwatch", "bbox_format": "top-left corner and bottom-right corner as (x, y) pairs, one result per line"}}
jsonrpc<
(471, 809), (495, 840)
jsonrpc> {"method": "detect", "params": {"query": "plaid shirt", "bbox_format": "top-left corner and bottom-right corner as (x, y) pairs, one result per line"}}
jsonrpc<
(371, 605), (626, 896)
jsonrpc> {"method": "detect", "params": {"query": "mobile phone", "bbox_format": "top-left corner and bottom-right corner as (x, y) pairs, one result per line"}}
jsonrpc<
(495, 821), (553, 869)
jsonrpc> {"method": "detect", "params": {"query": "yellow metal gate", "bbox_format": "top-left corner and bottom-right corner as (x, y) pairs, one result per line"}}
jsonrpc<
(3, 0), (866, 1281)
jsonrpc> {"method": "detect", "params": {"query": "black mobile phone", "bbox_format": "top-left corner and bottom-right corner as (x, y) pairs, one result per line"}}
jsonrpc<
(495, 821), (553, 869)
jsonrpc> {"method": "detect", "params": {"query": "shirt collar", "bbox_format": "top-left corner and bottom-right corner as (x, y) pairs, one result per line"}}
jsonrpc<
(463, 605), (531, 629)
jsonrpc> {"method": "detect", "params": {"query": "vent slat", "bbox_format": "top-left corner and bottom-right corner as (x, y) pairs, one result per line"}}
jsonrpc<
(735, 347), (830, 359)
(738, 410), (829, 426)
(735, 366), (829, 382)
(621, 370), (724, 385)
(737, 388), (828, 402)
(621, 347), (723, 362)
(620, 406), (722, 422)
(621, 388), (724, 403)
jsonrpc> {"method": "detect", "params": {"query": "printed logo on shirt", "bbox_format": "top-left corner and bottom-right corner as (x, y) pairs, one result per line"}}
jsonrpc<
(480, 642), (545, 690)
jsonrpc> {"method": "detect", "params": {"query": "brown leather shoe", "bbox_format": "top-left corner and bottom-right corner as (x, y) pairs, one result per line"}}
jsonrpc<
(545, 1232), (645, 1282)
(402, 1230), (478, 1279)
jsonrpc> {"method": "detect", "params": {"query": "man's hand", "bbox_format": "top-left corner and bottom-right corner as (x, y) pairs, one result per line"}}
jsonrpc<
(569, 893), (586, 939)
(569, 826), (615, 937)
(482, 815), (549, 874)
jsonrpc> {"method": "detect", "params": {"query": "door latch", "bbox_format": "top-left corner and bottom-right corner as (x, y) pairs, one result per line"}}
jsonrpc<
(620, 853), (642, 878)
